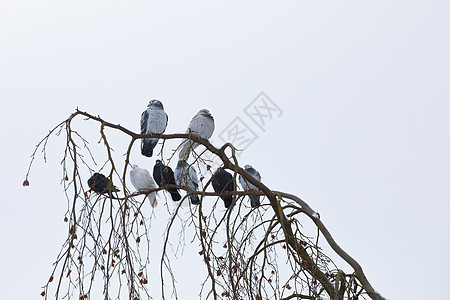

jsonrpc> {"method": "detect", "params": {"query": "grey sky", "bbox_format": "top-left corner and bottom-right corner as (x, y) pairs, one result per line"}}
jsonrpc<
(1, 1), (449, 299)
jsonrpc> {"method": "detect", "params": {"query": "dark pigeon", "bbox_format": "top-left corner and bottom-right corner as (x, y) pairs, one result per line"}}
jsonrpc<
(212, 169), (235, 208)
(153, 160), (182, 202)
(141, 99), (168, 157)
(87, 173), (120, 198)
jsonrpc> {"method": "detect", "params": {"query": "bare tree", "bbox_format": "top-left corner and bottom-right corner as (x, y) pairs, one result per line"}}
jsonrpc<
(24, 109), (385, 300)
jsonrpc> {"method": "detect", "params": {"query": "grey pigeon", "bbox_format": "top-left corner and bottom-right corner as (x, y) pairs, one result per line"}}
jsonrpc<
(130, 164), (158, 207)
(212, 169), (235, 208)
(153, 160), (181, 202)
(141, 99), (168, 157)
(238, 165), (262, 208)
(179, 109), (214, 160)
(174, 160), (199, 204)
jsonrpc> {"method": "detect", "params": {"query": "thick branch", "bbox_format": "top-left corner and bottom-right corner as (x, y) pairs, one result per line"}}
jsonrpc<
(276, 192), (385, 300)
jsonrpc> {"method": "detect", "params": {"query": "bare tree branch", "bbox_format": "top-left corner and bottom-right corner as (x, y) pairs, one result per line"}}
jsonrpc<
(26, 109), (385, 300)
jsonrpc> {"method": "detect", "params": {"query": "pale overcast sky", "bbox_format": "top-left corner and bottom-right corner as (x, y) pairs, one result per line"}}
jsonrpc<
(1, 1), (449, 299)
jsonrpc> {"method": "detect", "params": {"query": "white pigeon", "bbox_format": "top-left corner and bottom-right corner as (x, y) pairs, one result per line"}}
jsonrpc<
(130, 164), (158, 207)
(174, 160), (200, 204)
(140, 99), (168, 157)
(239, 165), (262, 208)
(178, 109), (214, 160)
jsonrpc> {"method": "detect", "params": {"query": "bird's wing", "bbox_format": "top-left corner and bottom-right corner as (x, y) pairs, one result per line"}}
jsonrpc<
(152, 165), (162, 187)
(239, 175), (249, 190)
(143, 168), (158, 205)
(150, 109), (168, 133)
(140, 110), (149, 135)
(185, 114), (200, 134)
(255, 170), (261, 181)
(164, 111), (168, 133)
(180, 115), (199, 159)
(174, 165), (181, 185)
(164, 165), (176, 183)
(189, 115), (214, 139)
(147, 192), (158, 207)
(188, 165), (199, 190)
(130, 169), (138, 189)
(142, 169), (156, 188)
(130, 168), (149, 190)
(223, 171), (234, 191)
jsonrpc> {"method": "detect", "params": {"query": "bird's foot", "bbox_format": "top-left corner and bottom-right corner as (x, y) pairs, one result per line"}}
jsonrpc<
(147, 132), (163, 137)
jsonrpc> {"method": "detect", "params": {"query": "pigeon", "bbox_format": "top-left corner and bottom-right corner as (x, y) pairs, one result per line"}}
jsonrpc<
(239, 165), (262, 208)
(211, 169), (235, 208)
(153, 160), (182, 202)
(174, 160), (200, 204)
(179, 109), (214, 160)
(87, 173), (120, 198)
(130, 164), (158, 207)
(140, 99), (168, 157)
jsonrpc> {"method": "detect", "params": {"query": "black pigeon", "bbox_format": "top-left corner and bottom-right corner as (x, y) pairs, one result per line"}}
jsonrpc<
(87, 173), (120, 198)
(153, 160), (182, 202)
(211, 169), (235, 208)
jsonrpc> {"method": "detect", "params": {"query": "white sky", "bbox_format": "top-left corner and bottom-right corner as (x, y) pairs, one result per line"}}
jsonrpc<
(1, 1), (449, 299)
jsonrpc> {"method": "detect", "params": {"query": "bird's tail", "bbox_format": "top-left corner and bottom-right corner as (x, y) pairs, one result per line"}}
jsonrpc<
(103, 185), (120, 199)
(145, 192), (158, 208)
(250, 195), (261, 208)
(223, 196), (233, 209)
(106, 192), (120, 200)
(178, 140), (197, 160)
(190, 194), (200, 205)
(141, 138), (158, 157)
(168, 189), (182, 201)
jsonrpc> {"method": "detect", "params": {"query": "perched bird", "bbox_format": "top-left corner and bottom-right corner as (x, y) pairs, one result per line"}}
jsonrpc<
(130, 164), (158, 207)
(87, 173), (120, 198)
(212, 169), (235, 208)
(239, 165), (262, 208)
(140, 99), (168, 157)
(179, 109), (214, 160)
(153, 160), (181, 202)
(174, 160), (199, 204)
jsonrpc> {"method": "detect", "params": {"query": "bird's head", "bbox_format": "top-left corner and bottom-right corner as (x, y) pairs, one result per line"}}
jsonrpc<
(177, 159), (187, 168)
(148, 99), (164, 110)
(131, 164), (139, 170)
(198, 109), (212, 118)
(155, 160), (162, 166)
(244, 165), (252, 171)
